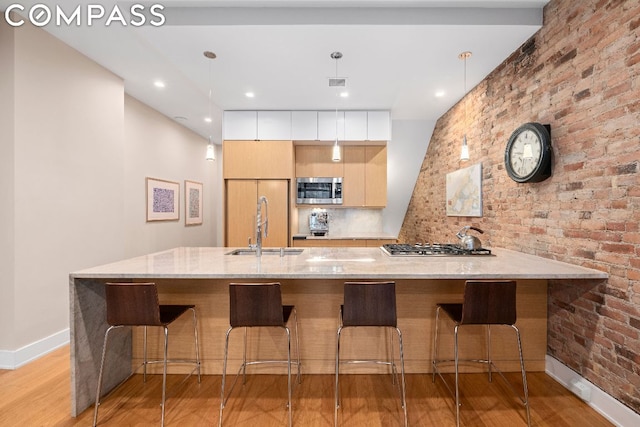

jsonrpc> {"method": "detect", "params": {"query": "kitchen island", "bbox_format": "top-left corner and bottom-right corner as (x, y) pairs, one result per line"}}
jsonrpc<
(69, 246), (607, 416)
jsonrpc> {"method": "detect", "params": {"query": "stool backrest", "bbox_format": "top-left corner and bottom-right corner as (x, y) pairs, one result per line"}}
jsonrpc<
(229, 282), (284, 327)
(342, 281), (397, 327)
(461, 280), (517, 325)
(105, 282), (162, 326)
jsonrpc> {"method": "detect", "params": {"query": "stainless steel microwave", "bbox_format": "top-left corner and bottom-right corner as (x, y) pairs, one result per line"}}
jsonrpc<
(296, 177), (343, 205)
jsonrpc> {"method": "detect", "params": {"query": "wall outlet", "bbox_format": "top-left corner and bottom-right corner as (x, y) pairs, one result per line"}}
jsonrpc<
(569, 378), (592, 402)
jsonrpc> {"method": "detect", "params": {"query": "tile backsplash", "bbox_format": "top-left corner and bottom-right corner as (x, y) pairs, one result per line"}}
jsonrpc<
(297, 208), (383, 236)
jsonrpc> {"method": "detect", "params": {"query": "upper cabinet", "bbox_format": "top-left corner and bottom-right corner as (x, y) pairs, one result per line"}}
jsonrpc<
(367, 111), (391, 141)
(223, 111), (292, 140)
(291, 111), (318, 140)
(223, 140), (294, 179)
(318, 111), (345, 141)
(224, 110), (391, 141)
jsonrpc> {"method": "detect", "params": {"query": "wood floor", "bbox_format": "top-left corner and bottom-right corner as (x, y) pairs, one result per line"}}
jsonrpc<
(0, 346), (613, 426)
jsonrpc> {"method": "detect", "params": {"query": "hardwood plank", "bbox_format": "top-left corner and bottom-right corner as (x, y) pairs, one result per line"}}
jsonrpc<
(0, 346), (613, 426)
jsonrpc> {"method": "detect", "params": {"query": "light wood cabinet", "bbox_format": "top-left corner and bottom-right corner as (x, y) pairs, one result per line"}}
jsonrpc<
(225, 179), (289, 247)
(365, 145), (387, 207)
(295, 145), (344, 177)
(343, 146), (365, 206)
(341, 145), (387, 207)
(223, 140), (293, 179)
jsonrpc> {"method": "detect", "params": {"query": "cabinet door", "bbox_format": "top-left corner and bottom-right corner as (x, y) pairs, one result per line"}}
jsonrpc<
(365, 146), (387, 207)
(291, 111), (318, 140)
(224, 111), (257, 140)
(226, 180), (258, 247)
(258, 111), (291, 140)
(318, 111), (345, 141)
(225, 179), (289, 247)
(257, 180), (289, 248)
(342, 146), (365, 207)
(223, 140), (294, 179)
(344, 111), (368, 140)
(367, 111), (391, 141)
(295, 145), (344, 177)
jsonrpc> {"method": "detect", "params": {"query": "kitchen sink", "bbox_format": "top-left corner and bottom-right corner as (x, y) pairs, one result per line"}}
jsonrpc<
(225, 248), (304, 256)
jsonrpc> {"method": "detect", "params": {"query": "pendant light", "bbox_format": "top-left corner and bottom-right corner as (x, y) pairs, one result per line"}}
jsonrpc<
(459, 51), (472, 161)
(330, 51), (343, 162)
(204, 50), (216, 161)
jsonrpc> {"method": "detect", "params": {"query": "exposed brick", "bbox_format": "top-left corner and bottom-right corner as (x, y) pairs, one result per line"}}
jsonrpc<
(399, 0), (640, 414)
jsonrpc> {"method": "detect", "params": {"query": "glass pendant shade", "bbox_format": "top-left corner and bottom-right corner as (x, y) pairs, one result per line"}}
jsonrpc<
(460, 134), (469, 160)
(332, 141), (341, 162)
(206, 139), (215, 161)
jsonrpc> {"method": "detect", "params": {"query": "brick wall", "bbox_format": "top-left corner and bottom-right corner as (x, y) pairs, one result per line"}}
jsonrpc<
(399, 0), (640, 413)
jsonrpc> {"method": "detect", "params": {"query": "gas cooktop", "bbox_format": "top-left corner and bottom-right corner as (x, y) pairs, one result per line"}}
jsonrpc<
(381, 243), (493, 257)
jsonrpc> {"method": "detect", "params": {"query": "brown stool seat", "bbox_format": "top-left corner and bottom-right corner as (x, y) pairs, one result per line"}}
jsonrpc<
(219, 282), (301, 427)
(93, 282), (201, 427)
(432, 280), (531, 427)
(335, 281), (407, 427)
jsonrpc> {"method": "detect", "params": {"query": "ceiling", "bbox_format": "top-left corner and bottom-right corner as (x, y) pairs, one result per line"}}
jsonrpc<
(2, 0), (549, 142)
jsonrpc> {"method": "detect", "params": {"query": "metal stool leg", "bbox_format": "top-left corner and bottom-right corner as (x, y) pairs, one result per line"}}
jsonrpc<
(432, 305), (441, 382)
(293, 308), (302, 384)
(160, 326), (168, 427)
(454, 324), (461, 427)
(285, 327), (293, 427)
(513, 325), (532, 427)
(93, 325), (120, 427)
(334, 325), (342, 427)
(219, 326), (232, 427)
(190, 307), (201, 382)
(396, 327), (408, 427)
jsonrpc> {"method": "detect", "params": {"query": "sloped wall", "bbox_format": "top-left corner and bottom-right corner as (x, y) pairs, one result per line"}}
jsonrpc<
(399, 0), (640, 413)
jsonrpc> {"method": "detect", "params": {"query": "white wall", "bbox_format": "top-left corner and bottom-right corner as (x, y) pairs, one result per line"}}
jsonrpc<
(0, 18), (16, 350)
(0, 19), (220, 366)
(123, 96), (216, 257)
(382, 119), (435, 236)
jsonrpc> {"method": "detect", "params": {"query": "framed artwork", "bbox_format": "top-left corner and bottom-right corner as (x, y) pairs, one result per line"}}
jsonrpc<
(146, 177), (180, 222)
(446, 163), (483, 217)
(185, 180), (203, 226)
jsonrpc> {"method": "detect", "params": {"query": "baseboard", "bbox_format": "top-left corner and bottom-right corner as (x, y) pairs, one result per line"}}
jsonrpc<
(0, 329), (70, 370)
(546, 355), (639, 427)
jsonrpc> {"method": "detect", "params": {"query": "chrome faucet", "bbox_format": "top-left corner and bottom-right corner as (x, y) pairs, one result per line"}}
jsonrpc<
(255, 196), (269, 257)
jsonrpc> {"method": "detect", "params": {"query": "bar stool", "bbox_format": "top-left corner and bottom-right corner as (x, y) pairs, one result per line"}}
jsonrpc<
(335, 281), (407, 427)
(93, 282), (201, 427)
(432, 280), (531, 427)
(219, 282), (301, 427)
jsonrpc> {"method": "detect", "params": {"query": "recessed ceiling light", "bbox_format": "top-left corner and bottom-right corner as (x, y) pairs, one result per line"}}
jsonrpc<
(339, 92), (349, 98)
(435, 90), (446, 98)
(154, 80), (166, 89)
(245, 92), (255, 98)
(204, 117), (212, 123)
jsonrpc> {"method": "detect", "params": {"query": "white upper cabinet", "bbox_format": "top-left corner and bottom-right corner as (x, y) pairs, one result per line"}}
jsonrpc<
(291, 111), (318, 140)
(318, 111), (345, 141)
(224, 110), (391, 141)
(257, 111), (291, 140)
(223, 111), (257, 140)
(367, 111), (391, 140)
(344, 111), (368, 140)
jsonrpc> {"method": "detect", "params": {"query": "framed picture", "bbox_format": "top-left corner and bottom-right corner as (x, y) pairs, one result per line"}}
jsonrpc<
(446, 163), (483, 217)
(146, 177), (180, 222)
(185, 180), (203, 226)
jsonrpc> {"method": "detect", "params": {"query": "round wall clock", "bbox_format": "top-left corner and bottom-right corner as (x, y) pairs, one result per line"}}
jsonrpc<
(504, 122), (552, 183)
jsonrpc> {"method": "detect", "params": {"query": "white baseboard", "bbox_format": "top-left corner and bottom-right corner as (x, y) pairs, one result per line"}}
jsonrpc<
(546, 355), (640, 427)
(0, 329), (70, 370)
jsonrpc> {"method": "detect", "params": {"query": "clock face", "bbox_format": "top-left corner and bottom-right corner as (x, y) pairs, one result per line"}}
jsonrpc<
(508, 129), (542, 178)
(504, 122), (552, 183)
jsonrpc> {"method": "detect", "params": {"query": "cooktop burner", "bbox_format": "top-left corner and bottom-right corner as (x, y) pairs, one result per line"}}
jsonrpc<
(381, 243), (493, 257)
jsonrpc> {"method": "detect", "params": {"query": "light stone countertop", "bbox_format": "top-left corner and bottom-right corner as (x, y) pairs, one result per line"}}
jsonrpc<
(70, 246), (608, 280)
(293, 232), (397, 240)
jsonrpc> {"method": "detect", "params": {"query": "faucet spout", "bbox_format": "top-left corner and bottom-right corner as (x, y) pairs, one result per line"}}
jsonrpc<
(256, 196), (269, 257)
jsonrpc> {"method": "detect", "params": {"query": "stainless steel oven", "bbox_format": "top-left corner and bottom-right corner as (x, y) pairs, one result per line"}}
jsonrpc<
(296, 177), (343, 205)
